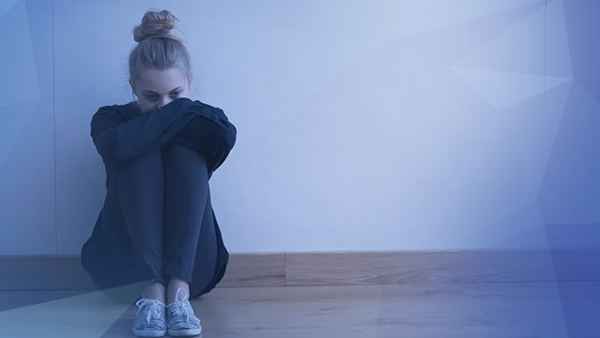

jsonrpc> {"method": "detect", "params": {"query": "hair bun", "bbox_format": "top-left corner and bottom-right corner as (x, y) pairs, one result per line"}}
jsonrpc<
(133, 9), (180, 43)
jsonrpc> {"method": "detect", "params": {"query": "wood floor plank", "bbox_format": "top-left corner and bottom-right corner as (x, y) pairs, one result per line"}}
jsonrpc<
(0, 283), (575, 337)
(218, 252), (286, 287)
(2, 250), (599, 290)
(188, 284), (570, 338)
(0, 253), (286, 290)
(285, 250), (570, 286)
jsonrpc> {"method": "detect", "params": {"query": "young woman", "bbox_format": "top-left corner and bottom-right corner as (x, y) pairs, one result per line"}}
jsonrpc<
(80, 9), (237, 337)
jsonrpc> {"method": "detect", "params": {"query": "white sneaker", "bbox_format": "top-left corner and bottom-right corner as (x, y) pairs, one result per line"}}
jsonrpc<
(166, 288), (202, 337)
(132, 298), (167, 337)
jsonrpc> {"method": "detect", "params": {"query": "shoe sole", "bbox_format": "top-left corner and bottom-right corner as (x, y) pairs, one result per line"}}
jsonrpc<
(168, 328), (202, 337)
(132, 328), (167, 337)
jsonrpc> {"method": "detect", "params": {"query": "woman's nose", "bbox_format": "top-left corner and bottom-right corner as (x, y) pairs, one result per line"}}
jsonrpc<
(157, 98), (171, 109)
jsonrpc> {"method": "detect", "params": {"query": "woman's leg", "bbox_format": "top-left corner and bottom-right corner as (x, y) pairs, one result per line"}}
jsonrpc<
(113, 148), (167, 301)
(83, 148), (169, 303)
(162, 143), (218, 303)
(188, 189), (219, 299)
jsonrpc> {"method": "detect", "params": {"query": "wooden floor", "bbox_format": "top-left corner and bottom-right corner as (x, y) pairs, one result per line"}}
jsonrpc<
(0, 282), (596, 337)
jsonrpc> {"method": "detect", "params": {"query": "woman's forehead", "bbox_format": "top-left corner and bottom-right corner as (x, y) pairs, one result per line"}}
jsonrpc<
(139, 68), (187, 87)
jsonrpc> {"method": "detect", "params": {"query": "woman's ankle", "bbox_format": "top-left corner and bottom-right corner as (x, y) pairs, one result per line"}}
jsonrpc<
(141, 281), (166, 304)
(166, 277), (190, 304)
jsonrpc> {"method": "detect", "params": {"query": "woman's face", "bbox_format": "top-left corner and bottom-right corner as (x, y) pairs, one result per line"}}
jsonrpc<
(130, 67), (192, 114)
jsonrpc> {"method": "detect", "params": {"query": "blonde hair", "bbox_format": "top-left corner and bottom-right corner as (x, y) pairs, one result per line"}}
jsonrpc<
(128, 9), (193, 96)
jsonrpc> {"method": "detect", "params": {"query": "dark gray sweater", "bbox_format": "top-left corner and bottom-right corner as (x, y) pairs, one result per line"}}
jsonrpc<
(83, 97), (236, 297)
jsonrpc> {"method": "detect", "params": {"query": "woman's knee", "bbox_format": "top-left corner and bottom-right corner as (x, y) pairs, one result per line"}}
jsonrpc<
(163, 143), (209, 175)
(170, 142), (206, 159)
(118, 148), (163, 175)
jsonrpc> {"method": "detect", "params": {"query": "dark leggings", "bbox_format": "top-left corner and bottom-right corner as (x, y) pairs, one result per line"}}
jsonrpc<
(88, 142), (218, 303)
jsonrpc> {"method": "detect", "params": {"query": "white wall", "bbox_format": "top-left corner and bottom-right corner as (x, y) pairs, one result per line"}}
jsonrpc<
(0, 0), (580, 254)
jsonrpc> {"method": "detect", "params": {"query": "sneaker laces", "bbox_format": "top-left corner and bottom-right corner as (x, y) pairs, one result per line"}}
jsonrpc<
(170, 288), (195, 322)
(136, 298), (164, 326)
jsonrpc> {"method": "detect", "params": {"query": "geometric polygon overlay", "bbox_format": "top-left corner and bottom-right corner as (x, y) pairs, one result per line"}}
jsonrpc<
(0, 2), (588, 251)
(5, 1), (585, 254)
(0, 101), (37, 167)
(234, 1), (552, 252)
(539, 81), (600, 226)
(0, 0), (20, 19)
(27, 0), (55, 103)
(540, 0), (600, 337)
(451, 67), (571, 111)
(451, 2), (571, 112)
(0, 101), (55, 254)
(54, 102), (107, 254)
(50, 0), (567, 255)
(545, 227), (600, 338)
(51, 0), (134, 254)
(451, 3), (547, 75)
(0, 0), (40, 107)
(0, 282), (150, 337)
(1, 0), (600, 337)
(0, 0), (56, 255)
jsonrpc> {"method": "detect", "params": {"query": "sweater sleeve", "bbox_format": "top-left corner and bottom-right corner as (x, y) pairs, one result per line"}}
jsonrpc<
(90, 97), (197, 170)
(171, 104), (237, 154)
(170, 103), (237, 176)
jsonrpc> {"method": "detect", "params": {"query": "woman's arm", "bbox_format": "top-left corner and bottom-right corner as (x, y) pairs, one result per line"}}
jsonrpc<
(171, 104), (237, 154)
(90, 97), (197, 169)
(171, 103), (237, 177)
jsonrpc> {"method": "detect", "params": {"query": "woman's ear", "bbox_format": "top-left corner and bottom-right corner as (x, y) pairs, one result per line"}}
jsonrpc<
(129, 79), (136, 94)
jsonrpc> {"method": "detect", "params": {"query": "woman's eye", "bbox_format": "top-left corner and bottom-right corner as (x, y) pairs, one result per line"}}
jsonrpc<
(146, 93), (180, 101)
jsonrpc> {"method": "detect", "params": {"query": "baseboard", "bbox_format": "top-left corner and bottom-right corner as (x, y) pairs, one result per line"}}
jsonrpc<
(1, 249), (599, 290)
